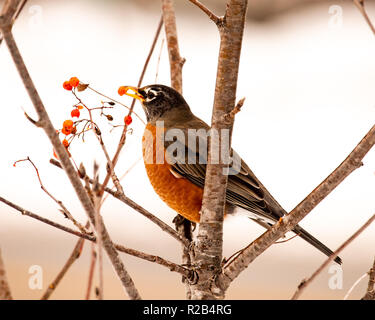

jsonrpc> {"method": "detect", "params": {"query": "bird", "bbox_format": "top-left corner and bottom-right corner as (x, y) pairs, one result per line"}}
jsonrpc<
(121, 84), (342, 264)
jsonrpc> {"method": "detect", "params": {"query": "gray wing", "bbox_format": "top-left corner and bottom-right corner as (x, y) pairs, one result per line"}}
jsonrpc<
(164, 122), (281, 223)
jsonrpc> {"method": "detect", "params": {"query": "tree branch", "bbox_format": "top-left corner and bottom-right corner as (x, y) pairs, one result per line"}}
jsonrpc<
(49, 158), (189, 246)
(0, 16), (141, 299)
(353, 0), (375, 35)
(161, 0), (193, 298)
(100, 15), (163, 194)
(0, 196), (192, 278)
(40, 232), (86, 300)
(218, 123), (375, 292)
(162, 0), (185, 93)
(292, 213), (375, 299)
(0, 248), (12, 300)
(362, 256), (375, 300)
(187, 0), (222, 25)
(190, 0), (248, 300)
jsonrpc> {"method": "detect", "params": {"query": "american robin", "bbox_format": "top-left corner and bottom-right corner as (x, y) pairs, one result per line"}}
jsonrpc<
(122, 84), (341, 264)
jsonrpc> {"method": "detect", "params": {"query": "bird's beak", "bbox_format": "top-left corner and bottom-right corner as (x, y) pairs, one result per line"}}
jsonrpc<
(118, 86), (145, 102)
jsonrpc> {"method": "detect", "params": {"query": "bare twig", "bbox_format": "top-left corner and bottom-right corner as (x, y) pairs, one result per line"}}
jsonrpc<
(0, 196), (191, 278)
(0, 248), (12, 300)
(13, 157), (88, 234)
(344, 272), (368, 300)
(353, 0), (375, 35)
(100, 15), (163, 195)
(40, 234), (86, 300)
(49, 158), (189, 246)
(0, 19), (141, 299)
(85, 242), (97, 300)
(155, 38), (165, 83)
(86, 85), (145, 124)
(291, 213), (375, 300)
(222, 97), (245, 123)
(218, 123), (375, 293)
(362, 256), (375, 300)
(188, 0), (222, 25)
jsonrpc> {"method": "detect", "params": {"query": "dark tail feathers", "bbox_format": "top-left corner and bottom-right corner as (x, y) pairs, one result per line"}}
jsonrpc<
(293, 225), (342, 264)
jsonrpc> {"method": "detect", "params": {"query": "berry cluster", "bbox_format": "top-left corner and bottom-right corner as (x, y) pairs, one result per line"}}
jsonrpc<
(55, 77), (137, 160)
(63, 77), (80, 91)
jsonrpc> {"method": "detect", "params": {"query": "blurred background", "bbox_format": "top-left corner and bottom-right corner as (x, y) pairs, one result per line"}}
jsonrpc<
(0, 0), (375, 300)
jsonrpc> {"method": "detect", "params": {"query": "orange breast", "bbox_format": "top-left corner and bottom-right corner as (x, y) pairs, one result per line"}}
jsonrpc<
(142, 123), (203, 223)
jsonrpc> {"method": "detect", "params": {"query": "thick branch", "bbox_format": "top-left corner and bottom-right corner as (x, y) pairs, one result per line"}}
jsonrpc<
(162, 0), (192, 299)
(0, 248), (12, 300)
(218, 123), (375, 291)
(190, 0), (248, 300)
(0, 22), (141, 300)
(162, 0), (185, 93)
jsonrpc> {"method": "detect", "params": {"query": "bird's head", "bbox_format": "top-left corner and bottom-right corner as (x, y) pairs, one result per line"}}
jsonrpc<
(120, 84), (191, 123)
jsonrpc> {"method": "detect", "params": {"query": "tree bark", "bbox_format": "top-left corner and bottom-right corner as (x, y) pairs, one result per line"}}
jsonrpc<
(189, 0), (248, 300)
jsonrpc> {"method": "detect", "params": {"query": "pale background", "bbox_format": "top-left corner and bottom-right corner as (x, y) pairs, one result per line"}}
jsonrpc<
(0, 0), (375, 299)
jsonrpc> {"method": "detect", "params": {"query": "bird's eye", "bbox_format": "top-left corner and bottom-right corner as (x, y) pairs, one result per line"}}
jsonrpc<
(147, 91), (155, 99)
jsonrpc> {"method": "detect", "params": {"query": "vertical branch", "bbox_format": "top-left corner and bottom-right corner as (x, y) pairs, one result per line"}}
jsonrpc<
(161, 0), (192, 299)
(189, 0), (248, 300)
(162, 0), (185, 93)
(0, 248), (12, 300)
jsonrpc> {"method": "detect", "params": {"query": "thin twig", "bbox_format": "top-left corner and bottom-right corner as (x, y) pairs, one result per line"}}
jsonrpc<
(188, 0), (222, 25)
(362, 256), (375, 300)
(85, 242), (97, 300)
(0, 196), (191, 278)
(0, 247), (12, 300)
(222, 97), (245, 123)
(86, 86), (145, 124)
(99, 15), (163, 195)
(49, 158), (188, 246)
(344, 272), (368, 300)
(353, 0), (375, 35)
(13, 157), (88, 234)
(40, 233), (86, 300)
(155, 38), (165, 83)
(291, 213), (375, 300)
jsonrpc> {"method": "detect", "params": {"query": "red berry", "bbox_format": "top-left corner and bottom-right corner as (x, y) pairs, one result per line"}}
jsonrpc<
(124, 115), (132, 126)
(62, 139), (69, 147)
(63, 81), (73, 91)
(71, 109), (80, 118)
(69, 77), (80, 88)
